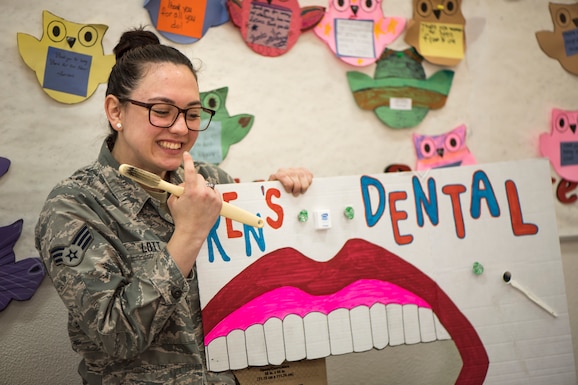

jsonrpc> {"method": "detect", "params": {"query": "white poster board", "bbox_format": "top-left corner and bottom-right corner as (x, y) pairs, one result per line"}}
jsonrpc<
(197, 158), (575, 384)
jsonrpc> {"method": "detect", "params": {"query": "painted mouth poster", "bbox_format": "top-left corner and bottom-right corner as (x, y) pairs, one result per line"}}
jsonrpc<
(197, 158), (576, 384)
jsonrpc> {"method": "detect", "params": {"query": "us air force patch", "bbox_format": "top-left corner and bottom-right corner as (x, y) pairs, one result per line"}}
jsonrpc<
(50, 225), (93, 267)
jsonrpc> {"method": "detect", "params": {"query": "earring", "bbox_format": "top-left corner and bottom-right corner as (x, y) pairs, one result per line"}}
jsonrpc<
(116, 122), (122, 129)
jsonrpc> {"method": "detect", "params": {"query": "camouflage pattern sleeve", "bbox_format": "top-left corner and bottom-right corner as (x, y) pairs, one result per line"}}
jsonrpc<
(35, 184), (189, 360)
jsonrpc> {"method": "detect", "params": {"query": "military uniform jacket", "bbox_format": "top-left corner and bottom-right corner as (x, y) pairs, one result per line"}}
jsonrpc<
(35, 141), (238, 385)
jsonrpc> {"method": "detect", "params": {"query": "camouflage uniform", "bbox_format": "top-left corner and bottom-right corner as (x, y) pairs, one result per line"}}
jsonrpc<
(35, 141), (238, 385)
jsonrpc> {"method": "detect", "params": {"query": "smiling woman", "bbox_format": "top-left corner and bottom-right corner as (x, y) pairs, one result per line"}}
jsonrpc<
(33, 26), (313, 385)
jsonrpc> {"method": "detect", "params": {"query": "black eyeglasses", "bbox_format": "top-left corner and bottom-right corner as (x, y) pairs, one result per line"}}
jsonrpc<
(120, 98), (216, 132)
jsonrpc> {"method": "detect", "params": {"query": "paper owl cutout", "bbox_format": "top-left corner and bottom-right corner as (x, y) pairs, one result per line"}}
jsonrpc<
(17, 10), (114, 104)
(536, 2), (578, 76)
(0, 219), (45, 312)
(413, 124), (476, 170)
(227, 0), (325, 57)
(190, 87), (254, 165)
(539, 108), (578, 182)
(0, 157), (10, 178)
(144, 0), (229, 44)
(347, 48), (454, 129)
(313, 0), (405, 66)
(404, 0), (466, 67)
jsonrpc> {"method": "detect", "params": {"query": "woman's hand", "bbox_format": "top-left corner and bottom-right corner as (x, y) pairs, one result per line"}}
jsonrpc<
(268, 167), (313, 197)
(166, 152), (221, 275)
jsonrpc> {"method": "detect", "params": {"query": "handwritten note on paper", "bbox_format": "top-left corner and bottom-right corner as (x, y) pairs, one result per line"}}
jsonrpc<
(156, 0), (206, 38)
(247, 2), (292, 50)
(43, 47), (91, 97)
(563, 28), (578, 57)
(419, 22), (464, 60)
(335, 19), (375, 59)
(191, 121), (223, 165)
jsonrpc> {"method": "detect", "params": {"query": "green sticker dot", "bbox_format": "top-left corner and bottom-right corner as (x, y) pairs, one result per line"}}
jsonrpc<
(344, 206), (355, 220)
(298, 209), (309, 222)
(472, 262), (484, 275)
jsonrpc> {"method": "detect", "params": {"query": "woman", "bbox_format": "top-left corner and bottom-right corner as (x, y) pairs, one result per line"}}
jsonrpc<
(35, 28), (313, 385)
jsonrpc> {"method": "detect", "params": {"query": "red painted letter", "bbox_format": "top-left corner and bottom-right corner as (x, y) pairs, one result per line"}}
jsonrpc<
(223, 192), (243, 238)
(265, 188), (284, 229)
(505, 180), (538, 236)
(389, 191), (412, 245)
(442, 184), (467, 239)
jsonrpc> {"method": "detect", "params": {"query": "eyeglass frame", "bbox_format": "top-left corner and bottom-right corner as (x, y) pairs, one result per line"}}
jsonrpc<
(118, 98), (216, 132)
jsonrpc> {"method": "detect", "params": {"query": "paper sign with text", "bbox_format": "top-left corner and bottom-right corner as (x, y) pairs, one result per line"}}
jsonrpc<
(197, 158), (575, 384)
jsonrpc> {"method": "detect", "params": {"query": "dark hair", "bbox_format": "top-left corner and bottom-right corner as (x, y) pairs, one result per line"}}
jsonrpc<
(105, 27), (198, 145)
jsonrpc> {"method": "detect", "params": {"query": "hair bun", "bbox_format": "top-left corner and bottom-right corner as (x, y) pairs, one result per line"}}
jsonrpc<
(113, 28), (160, 61)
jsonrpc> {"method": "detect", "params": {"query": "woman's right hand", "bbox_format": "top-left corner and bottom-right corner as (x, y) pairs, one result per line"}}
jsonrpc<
(166, 152), (221, 275)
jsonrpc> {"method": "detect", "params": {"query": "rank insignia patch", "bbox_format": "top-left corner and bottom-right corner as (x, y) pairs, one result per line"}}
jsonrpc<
(50, 225), (93, 267)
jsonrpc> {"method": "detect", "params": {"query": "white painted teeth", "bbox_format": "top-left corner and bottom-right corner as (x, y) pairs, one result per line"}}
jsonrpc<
(205, 304), (451, 371)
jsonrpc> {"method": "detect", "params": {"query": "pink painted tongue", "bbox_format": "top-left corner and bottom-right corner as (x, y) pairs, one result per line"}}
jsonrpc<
(205, 279), (431, 342)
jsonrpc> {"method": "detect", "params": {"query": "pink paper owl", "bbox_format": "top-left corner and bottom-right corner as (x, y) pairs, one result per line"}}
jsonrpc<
(314, 0), (405, 66)
(413, 124), (476, 170)
(539, 108), (578, 182)
(228, 0), (324, 57)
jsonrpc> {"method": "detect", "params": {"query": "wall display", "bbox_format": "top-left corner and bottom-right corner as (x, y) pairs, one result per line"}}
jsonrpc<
(144, 0), (229, 44)
(197, 159), (575, 384)
(313, 0), (405, 66)
(404, 0), (466, 67)
(227, 0), (325, 57)
(540, 108), (578, 182)
(536, 2), (578, 76)
(347, 48), (454, 129)
(16, 10), (115, 104)
(413, 124), (476, 170)
(190, 87), (255, 165)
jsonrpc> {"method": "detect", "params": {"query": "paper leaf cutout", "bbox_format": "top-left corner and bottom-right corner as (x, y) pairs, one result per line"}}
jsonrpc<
(227, 0), (325, 57)
(536, 2), (578, 76)
(16, 10), (115, 104)
(347, 48), (454, 129)
(313, 0), (405, 67)
(404, 0), (466, 67)
(540, 108), (578, 182)
(191, 87), (254, 165)
(413, 124), (476, 170)
(144, 0), (229, 44)
(0, 219), (45, 312)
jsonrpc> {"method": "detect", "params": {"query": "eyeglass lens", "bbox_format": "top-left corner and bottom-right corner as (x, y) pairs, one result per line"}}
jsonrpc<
(149, 104), (212, 131)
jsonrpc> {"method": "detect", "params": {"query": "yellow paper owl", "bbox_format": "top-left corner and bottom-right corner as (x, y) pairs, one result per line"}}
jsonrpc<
(17, 10), (115, 104)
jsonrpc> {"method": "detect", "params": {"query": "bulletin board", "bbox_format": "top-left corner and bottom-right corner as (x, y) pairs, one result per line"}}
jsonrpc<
(0, 0), (578, 384)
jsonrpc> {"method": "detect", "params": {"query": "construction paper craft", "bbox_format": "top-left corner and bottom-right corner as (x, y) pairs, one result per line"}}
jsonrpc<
(404, 0), (466, 67)
(539, 108), (578, 182)
(196, 159), (575, 384)
(0, 219), (45, 312)
(413, 124), (476, 170)
(313, 0), (405, 66)
(0, 157), (10, 178)
(190, 87), (254, 165)
(16, 10), (114, 104)
(347, 48), (454, 129)
(227, 0), (325, 57)
(536, 2), (578, 76)
(144, 0), (229, 44)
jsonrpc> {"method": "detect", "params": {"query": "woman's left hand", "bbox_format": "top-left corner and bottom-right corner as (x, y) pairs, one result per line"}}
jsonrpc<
(268, 167), (313, 197)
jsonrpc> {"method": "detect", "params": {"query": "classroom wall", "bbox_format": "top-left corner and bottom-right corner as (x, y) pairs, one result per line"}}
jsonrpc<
(1, 0), (577, 384)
